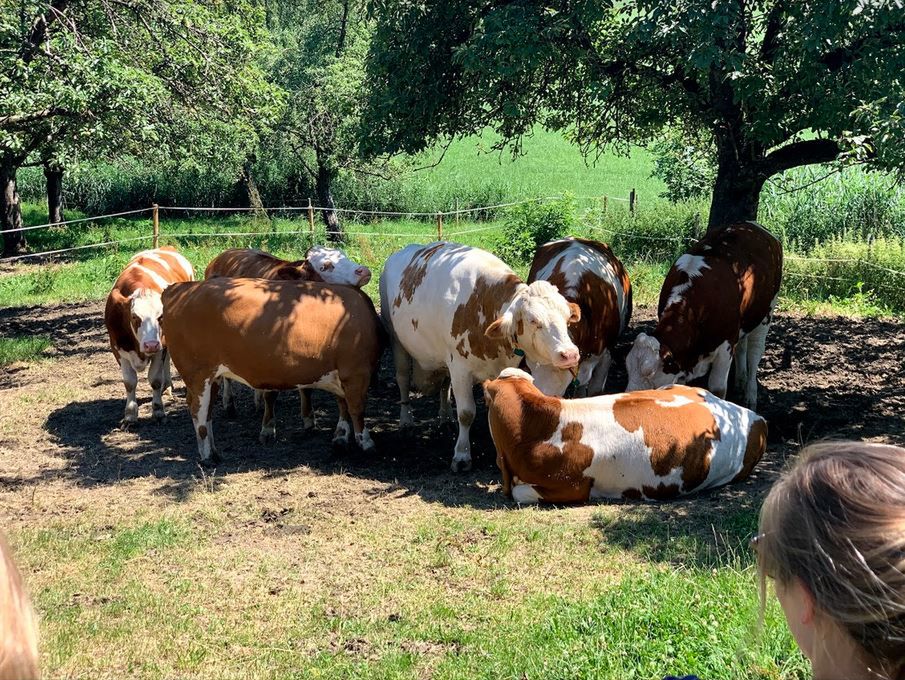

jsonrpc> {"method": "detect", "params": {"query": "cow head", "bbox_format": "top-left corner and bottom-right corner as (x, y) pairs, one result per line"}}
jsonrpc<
(625, 332), (680, 391)
(482, 367), (535, 404)
(129, 288), (165, 355)
(305, 246), (371, 287)
(485, 280), (580, 376)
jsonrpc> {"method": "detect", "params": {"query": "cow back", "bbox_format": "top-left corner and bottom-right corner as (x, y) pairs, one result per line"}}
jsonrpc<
(204, 248), (315, 281)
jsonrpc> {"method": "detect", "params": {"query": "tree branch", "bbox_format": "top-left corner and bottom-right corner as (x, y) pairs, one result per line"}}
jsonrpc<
(762, 138), (844, 174)
(759, 1), (785, 65)
(21, 0), (71, 65)
(0, 107), (70, 128)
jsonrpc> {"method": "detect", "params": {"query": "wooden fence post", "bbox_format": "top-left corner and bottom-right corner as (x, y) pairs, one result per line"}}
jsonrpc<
(629, 189), (636, 215)
(307, 198), (315, 239)
(455, 198), (460, 226)
(602, 195), (608, 213)
(152, 203), (159, 249)
(436, 212), (444, 241)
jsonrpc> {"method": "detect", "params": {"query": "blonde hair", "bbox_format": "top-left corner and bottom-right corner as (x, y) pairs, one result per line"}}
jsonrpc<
(0, 534), (39, 679)
(757, 441), (905, 679)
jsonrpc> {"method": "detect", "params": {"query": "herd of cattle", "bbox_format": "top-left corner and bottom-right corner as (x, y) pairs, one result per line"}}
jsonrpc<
(103, 221), (782, 504)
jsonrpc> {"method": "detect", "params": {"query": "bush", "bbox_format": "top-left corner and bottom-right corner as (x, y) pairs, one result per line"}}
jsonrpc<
(494, 195), (578, 264)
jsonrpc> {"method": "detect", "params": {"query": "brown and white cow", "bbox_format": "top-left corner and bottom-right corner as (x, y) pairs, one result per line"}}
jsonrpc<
(104, 247), (195, 424)
(527, 237), (632, 396)
(626, 221), (783, 409)
(205, 245), (372, 428)
(380, 241), (581, 472)
(484, 368), (767, 504)
(204, 246), (371, 286)
(161, 278), (384, 463)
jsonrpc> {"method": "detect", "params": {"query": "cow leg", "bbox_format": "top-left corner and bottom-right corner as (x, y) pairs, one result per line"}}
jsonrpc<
(259, 390), (277, 444)
(437, 378), (455, 428)
(343, 376), (375, 452)
(148, 350), (168, 422)
(733, 334), (750, 398)
(497, 449), (513, 497)
(253, 389), (263, 411)
(299, 388), (316, 430)
(743, 317), (771, 411)
(392, 339), (415, 430)
(120, 358), (139, 426)
(332, 398), (352, 448)
(448, 365), (476, 473)
(707, 342), (733, 400)
(163, 354), (173, 397)
(221, 378), (238, 418)
(188, 377), (219, 464)
(587, 350), (613, 397)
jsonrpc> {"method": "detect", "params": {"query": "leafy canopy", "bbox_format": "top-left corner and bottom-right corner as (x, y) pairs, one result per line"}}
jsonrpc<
(363, 0), (905, 174)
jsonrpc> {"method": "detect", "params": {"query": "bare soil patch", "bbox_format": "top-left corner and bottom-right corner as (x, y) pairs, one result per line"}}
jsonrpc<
(2, 300), (904, 513)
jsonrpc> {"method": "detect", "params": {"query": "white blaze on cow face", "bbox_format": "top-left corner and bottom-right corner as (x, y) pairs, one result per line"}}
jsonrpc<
(487, 280), (580, 372)
(625, 332), (679, 392)
(306, 246), (371, 287)
(129, 289), (165, 354)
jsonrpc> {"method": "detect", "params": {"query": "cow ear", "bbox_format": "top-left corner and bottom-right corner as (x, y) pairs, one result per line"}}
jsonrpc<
(481, 379), (496, 403)
(275, 265), (303, 280)
(567, 302), (581, 324)
(485, 315), (510, 339)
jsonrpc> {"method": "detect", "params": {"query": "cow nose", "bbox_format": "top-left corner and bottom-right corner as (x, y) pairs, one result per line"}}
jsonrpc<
(356, 267), (372, 284)
(558, 349), (580, 367)
(143, 341), (160, 354)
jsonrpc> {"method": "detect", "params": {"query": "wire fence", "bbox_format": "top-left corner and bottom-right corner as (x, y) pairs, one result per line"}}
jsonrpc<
(3, 196), (905, 303)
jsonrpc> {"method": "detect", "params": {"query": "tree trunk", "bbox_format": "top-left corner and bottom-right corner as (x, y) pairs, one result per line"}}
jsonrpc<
(1, 159), (26, 257)
(707, 152), (766, 232)
(241, 160), (267, 219)
(44, 162), (64, 225)
(316, 160), (344, 243)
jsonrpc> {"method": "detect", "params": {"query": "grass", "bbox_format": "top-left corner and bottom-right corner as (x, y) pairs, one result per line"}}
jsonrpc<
(10, 501), (808, 679)
(0, 336), (52, 367)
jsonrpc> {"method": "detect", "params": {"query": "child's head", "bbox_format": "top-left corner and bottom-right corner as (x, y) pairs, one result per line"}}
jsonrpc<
(757, 441), (905, 679)
(0, 533), (39, 679)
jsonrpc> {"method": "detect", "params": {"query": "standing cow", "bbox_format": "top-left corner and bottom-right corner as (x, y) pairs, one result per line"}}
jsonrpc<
(104, 247), (195, 425)
(485, 368), (767, 504)
(161, 278), (384, 463)
(205, 246), (372, 429)
(626, 221), (782, 409)
(380, 241), (581, 472)
(527, 237), (632, 396)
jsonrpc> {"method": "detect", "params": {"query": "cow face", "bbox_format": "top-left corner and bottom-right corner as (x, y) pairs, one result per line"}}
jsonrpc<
(486, 281), (580, 371)
(129, 289), (165, 354)
(306, 246), (371, 287)
(625, 332), (680, 391)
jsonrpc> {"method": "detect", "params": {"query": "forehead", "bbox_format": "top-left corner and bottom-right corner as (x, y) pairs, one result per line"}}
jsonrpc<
(307, 246), (349, 263)
(130, 292), (162, 318)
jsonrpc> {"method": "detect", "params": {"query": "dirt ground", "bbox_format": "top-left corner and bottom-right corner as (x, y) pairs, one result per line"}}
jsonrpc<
(2, 299), (903, 518)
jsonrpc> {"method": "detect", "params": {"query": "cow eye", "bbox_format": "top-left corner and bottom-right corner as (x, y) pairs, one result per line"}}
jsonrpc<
(320, 264), (328, 271)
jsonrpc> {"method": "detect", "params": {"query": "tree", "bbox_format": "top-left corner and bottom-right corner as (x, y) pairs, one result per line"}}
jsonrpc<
(363, 1), (905, 232)
(0, 0), (279, 256)
(263, 0), (380, 242)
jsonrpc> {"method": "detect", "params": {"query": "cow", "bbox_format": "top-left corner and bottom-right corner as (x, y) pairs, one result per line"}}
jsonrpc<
(205, 246), (372, 427)
(626, 221), (783, 410)
(527, 237), (632, 396)
(484, 367), (767, 504)
(379, 241), (581, 472)
(161, 277), (384, 463)
(204, 246), (371, 286)
(104, 247), (195, 425)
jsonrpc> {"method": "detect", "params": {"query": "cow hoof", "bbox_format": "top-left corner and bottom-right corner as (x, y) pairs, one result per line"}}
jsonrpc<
(259, 427), (276, 444)
(200, 452), (220, 467)
(303, 416), (317, 431)
(450, 457), (472, 473)
(332, 436), (351, 451)
(152, 409), (167, 423)
(121, 416), (137, 430)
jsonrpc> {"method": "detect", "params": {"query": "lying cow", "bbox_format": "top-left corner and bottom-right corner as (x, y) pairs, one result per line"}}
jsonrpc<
(104, 247), (195, 424)
(527, 237), (632, 396)
(161, 278), (384, 463)
(205, 246), (372, 428)
(626, 221), (782, 409)
(484, 368), (767, 504)
(380, 241), (580, 472)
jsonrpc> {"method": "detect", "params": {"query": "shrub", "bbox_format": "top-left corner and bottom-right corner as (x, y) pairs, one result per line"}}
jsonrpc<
(494, 195), (578, 264)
